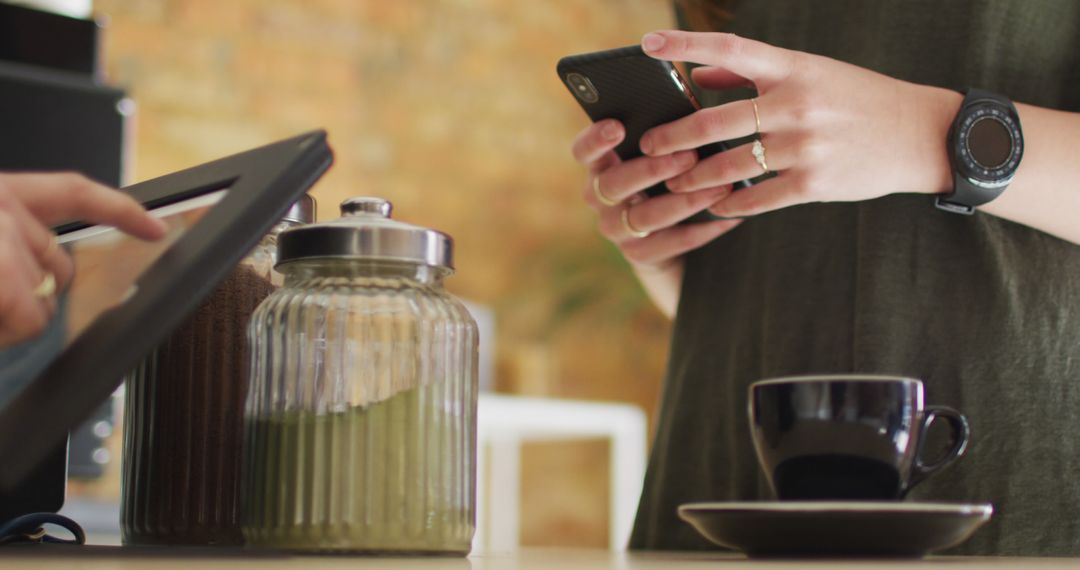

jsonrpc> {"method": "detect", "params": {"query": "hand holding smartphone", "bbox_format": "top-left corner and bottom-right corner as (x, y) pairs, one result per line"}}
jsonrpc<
(557, 45), (750, 223)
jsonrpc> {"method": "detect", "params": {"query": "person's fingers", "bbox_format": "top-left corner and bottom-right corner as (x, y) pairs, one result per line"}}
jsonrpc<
(640, 97), (762, 157)
(600, 185), (732, 242)
(667, 134), (792, 193)
(0, 188), (75, 290)
(588, 151), (620, 176)
(620, 218), (743, 267)
(2, 172), (167, 240)
(592, 151), (698, 207)
(0, 186), (59, 257)
(707, 172), (818, 218)
(39, 236), (74, 294)
(0, 219), (51, 345)
(21, 230), (72, 297)
(7, 222), (55, 318)
(690, 66), (752, 91)
(572, 120), (625, 166)
(0, 211), (46, 289)
(642, 30), (796, 85)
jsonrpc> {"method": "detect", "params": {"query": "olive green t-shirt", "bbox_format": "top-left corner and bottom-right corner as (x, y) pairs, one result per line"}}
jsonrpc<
(630, 0), (1080, 556)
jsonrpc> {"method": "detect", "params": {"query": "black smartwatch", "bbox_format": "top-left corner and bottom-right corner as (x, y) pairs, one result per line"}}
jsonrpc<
(936, 88), (1024, 215)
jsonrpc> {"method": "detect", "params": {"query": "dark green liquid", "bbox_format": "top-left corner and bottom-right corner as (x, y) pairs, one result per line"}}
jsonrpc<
(242, 385), (474, 553)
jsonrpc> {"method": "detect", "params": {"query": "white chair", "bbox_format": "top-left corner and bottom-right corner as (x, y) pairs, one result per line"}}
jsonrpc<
(473, 393), (648, 552)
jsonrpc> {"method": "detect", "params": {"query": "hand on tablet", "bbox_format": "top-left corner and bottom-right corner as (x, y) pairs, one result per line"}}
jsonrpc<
(0, 172), (167, 347)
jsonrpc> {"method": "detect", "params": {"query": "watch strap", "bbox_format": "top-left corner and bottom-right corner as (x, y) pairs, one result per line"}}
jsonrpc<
(936, 172), (999, 214)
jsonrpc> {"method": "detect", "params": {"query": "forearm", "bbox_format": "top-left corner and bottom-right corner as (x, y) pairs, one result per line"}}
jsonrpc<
(632, 260), (685, 319)
(920, 88), (1080, 245)
(977, 103), (1080, 244)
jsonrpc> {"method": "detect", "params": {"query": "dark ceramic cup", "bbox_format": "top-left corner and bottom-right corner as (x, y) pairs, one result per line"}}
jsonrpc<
(749, 375), (970, 501)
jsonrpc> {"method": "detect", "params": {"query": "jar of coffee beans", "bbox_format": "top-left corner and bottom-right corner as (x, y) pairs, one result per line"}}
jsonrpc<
(120, 195), (315, 546)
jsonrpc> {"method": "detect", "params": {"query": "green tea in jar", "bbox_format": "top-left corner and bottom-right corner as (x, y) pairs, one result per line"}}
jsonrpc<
(242, 198), (478, 554)
(244, 383), (474, 553)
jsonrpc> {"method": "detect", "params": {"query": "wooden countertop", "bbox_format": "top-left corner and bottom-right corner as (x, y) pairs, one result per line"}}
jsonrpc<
(1, 547), (1080, 569)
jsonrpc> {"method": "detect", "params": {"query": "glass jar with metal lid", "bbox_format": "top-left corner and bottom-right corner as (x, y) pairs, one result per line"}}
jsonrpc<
(242, 197), (478, 554)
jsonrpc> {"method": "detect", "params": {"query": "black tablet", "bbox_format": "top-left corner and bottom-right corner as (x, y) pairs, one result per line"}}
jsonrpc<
(0, 129), (332, 490)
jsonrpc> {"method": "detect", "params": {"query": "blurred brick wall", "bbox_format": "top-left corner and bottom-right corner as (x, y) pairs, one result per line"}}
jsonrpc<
(93, 0), (677, 548)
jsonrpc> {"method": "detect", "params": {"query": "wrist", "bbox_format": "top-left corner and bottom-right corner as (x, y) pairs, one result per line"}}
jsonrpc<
(631, 259), (684, 320)
(630, 257), (681, 278)
(934, 89), (1025, 214)
(914, 86), (964, 195)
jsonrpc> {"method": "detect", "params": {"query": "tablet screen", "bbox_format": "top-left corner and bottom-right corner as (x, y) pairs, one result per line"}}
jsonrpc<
(59, 189), (228, 346)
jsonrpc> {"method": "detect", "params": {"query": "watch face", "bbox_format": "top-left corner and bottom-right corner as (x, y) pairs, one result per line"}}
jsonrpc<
(967, 117), (1012, 168)
(955, 101), (1023, 187)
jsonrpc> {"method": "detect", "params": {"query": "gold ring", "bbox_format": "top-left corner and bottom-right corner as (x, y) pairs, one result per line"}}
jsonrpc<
(621, 205), (650, 239)
(32, 273), (56, 299)
(592, 175), (619, 207)
(751, 139), (770, 174)
(750, 97), (762, 134)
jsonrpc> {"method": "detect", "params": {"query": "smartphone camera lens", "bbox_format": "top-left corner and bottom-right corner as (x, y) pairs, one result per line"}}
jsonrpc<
(566, 73), (599, 104)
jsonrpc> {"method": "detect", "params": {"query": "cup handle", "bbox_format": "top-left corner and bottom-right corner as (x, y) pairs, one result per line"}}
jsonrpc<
(907, 405), (971, 492)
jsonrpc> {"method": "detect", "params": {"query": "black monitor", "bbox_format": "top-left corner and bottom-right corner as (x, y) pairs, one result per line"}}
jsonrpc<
(0, 3), (101, 77)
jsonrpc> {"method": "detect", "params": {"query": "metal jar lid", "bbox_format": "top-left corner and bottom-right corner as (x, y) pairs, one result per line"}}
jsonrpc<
(281, 193), (316, 224)
(276, 197), (453, 270)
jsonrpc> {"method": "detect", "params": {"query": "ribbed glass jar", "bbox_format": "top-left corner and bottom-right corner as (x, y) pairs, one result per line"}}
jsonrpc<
(121, 195), (313, 546)
(242, 259), (478, 554)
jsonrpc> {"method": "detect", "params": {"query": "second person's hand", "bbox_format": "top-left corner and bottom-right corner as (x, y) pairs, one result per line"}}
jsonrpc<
(571, 119), (743, 316)
(638, 30), (961, 218)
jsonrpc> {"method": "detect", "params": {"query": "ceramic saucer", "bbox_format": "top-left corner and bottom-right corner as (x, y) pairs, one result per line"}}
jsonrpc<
(678, 501), (993, 558)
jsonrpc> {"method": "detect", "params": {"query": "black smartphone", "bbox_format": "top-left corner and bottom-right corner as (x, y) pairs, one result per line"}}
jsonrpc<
(557, 45), (748, 222)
